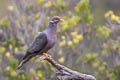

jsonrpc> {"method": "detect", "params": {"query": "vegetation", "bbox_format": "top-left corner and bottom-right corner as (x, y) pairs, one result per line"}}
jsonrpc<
(0, 0), (120, 80)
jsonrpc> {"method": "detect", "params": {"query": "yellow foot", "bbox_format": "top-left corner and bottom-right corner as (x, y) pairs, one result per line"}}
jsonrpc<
(43, 53), (52, 59)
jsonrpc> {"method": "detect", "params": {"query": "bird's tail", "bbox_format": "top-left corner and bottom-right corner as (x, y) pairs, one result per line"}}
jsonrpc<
(17, 53), (34, 70)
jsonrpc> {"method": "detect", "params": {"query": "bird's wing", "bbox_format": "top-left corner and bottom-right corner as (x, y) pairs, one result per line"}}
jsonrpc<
(17, 32), (48, 69)
(27, 32), (48, 53)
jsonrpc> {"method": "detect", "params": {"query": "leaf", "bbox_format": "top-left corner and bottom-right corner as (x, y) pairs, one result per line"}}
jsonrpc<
(0, 47), (5, 53)
(0, 17), (10, 28)
(10, 71), (17, 77)
(37, 0), (43, 5)
(58, 57), (64, 63)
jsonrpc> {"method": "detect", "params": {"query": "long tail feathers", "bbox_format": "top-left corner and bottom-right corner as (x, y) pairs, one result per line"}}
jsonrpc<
(17, 54), (33, 70)
(17, 59), (27, 70)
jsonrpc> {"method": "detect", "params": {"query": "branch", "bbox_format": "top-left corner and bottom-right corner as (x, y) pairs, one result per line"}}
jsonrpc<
(38, 56), (96, 80)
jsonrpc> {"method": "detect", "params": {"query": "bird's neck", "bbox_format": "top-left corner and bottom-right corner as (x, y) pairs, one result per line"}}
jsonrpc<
(45, 23), (57, 34)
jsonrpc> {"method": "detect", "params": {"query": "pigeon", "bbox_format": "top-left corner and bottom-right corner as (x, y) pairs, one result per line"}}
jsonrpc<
(17, 16), (64, 69)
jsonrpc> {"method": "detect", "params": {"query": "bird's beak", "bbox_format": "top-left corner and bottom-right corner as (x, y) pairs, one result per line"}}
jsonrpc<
(60, 18), (64, 22)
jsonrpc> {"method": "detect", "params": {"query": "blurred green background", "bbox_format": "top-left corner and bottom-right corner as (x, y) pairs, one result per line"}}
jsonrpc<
(1, 0), (120, 24)
(0, 0), (120, 80)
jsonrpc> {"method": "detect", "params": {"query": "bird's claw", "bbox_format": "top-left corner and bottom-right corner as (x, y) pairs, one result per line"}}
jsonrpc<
(43, 53), (52, 59)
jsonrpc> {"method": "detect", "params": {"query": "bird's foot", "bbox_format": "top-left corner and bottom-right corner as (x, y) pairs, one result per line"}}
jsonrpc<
(43, 53), (52, 59)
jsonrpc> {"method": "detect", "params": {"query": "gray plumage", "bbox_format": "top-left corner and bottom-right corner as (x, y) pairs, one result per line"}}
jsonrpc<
(17, 16), (62, 69)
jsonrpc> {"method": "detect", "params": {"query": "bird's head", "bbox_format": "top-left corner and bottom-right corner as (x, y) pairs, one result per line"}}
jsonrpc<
(50, 16), (64, 24)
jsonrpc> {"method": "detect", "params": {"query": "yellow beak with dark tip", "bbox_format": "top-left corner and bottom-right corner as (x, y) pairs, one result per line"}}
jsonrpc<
(60, 18), (64, 22)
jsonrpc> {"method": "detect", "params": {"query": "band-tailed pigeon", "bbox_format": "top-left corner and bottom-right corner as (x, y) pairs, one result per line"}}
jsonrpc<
(17, 16), (64, 69)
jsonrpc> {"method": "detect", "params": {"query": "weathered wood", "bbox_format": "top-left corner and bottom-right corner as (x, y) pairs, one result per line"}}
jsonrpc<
(39, 55), (96, 80)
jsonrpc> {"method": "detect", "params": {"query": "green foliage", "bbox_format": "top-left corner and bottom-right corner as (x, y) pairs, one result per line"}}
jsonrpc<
(85, 53), (99, 63)
(55, 0), (67, 11)
(0, 17), (10, 28)
(21, 74), (30, 80)
(34, 13), (40, 20)
(75, 0), (89, 12)
(95, 26), (112, 39)
(60, 16), (81, 32)
(9, 57), (18, 68)
(37, 0), (43, 5)
(0, 0), (119, 80)
(4, 38), (21, 48)
(44, 1), (53, 8)
(102, 43), (111, 55)
(37, 69), (44, 78)
(0, 47), (5, 58)
(0, 47), (5, 53)
(0, 67), (1, 72)
(29, 3), (33, 10)
(30, 68), (36, 75)
(75, 0), (93, 24)
(112, 40), (120, 52)
(10, 71), (17, 77)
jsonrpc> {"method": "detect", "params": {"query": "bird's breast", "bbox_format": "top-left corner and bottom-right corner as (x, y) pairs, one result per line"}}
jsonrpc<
(44, 34), (57, 51)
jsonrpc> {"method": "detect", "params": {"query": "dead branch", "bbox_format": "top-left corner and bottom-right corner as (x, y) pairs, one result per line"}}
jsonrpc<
(39, 56), (96, 80)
